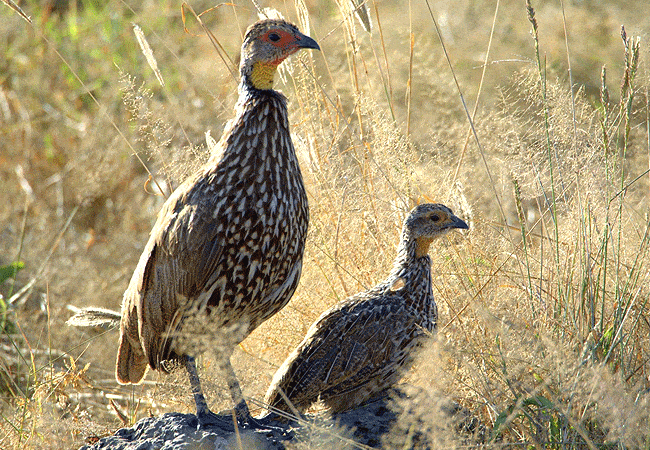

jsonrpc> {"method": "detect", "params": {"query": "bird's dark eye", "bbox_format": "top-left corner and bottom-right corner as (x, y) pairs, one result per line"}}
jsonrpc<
(431, 214), (440, 222)
(268, 32), (281, 42)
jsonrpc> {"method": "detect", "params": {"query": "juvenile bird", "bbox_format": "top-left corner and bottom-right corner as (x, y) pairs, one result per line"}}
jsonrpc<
(261, 203), (468, 419)
(116, 19), (319, 428)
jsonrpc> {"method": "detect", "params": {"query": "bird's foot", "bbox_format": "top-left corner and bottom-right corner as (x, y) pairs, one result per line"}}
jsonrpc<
(231, 400), (265, 429)
(231, 402), (294, 439)
(195, 408), (235, 431)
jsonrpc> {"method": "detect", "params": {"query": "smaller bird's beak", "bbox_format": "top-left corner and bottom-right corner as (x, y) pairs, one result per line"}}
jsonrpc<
(295, 33), (321, 51)
(451, 216), (469, 230)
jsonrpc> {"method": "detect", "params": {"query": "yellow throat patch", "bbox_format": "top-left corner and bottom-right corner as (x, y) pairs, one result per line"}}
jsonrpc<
(415, 237), (434, 259)
(251, 61), (281, 90)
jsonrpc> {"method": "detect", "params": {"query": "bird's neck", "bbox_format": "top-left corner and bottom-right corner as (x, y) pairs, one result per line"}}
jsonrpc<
(240, 60), (282, 92)
(385, 234), (435, 322)
(388, 234), (433, 286)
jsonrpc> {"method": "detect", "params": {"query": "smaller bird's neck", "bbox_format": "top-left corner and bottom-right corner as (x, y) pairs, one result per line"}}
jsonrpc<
(386, 233), (436, 322)
(389, 233), (433, 284)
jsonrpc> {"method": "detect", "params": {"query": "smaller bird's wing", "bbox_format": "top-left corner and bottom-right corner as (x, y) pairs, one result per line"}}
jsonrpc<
(320, 299), (420, 396)
(272, 294), (420, 409)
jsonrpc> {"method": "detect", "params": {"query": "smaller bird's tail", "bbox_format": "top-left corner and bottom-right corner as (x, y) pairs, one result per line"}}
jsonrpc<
(66, 305), (121, 329)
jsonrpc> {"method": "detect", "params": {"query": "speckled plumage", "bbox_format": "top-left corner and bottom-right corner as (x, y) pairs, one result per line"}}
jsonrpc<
(262, 204), (468, 417)
(115, 19), (319, 426)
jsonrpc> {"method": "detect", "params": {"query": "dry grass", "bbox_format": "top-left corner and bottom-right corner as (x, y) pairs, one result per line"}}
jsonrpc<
(1, 0), (649, 448)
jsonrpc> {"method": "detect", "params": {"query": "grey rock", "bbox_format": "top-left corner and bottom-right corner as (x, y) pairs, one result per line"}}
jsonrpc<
(79, 387), (484, 450)
(78, 412), (289, 450)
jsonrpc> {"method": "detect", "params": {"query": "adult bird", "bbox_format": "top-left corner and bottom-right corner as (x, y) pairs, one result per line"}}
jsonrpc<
(261, 203), (468, 419)
(116, 19), (319, 428)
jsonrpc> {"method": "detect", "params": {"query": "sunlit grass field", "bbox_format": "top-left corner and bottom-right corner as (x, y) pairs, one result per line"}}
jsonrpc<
(1, 0), (649, 448)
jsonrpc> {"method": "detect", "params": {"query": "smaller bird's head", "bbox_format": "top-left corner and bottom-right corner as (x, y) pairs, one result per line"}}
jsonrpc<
(403, 203), (469, 257)
(240, 19), (320, 91)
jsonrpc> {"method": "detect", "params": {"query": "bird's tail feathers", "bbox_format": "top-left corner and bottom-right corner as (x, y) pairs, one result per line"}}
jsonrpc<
(116, 332), (148, 384)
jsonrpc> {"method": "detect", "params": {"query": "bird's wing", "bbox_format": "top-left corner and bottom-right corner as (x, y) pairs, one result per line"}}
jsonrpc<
(128, 168), (240, 366)
(276, 295), (420, 404)
(141, 161), (261, 298)
(149, 174), (228, 296)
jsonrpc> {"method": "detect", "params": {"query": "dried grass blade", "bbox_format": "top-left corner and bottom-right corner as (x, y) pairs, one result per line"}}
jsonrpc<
(1, 0), (31, 24)
(181, 2), (238, 83)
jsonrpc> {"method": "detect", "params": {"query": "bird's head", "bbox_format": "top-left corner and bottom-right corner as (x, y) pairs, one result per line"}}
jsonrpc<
(240, 19), (320, 91)
(403, 203), (469, 257)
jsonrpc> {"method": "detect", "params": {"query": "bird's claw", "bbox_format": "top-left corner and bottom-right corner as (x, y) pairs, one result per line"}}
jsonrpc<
(196, 409), (234, 431)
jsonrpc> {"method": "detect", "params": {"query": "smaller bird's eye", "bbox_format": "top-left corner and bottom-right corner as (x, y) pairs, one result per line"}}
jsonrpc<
(431, 214), (440, 222)
(268, 32), (281, 42)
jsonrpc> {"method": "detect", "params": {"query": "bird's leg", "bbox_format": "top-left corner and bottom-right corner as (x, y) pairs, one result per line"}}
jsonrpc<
(185, 355), (232, 430)
(185, 355), (209, 415)
(217, 354), (292, 436)
(216, 352), (253, 424)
